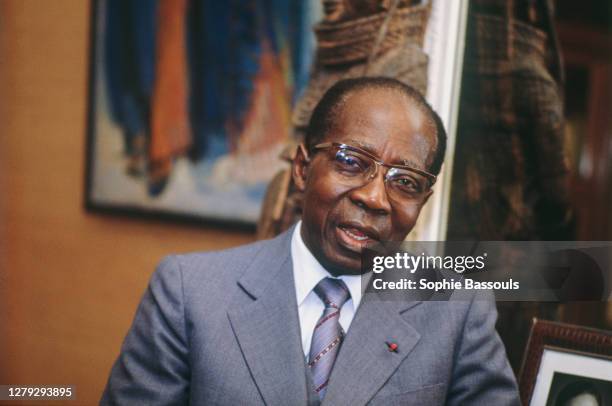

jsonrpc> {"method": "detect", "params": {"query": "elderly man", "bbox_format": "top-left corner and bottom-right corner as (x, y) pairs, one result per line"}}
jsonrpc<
(101, 77), (520, 405)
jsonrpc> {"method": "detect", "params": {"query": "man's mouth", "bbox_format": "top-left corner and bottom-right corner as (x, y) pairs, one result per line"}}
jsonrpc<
(342, 227), (369, 241)
(336, 223), (380, 253)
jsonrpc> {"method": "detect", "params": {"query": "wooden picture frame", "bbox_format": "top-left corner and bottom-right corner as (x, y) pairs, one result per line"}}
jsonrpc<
(519, 319), (612, 405)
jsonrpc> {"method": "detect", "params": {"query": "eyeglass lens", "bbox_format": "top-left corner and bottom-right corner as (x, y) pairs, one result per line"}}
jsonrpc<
(330, 147), (428, 202)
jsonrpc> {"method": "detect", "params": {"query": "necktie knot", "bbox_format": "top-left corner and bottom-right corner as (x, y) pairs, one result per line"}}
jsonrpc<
(314, 277), (350, 310)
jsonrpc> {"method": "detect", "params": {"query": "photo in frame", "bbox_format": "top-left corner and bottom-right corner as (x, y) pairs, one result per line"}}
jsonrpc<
(519, 319), (612, 406)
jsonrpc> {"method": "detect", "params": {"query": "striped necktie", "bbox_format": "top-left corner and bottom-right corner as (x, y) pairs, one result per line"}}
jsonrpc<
(308, 277), (351, 399)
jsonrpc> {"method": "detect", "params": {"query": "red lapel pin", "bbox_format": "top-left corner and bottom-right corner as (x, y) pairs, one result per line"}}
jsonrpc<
(386, 341), (399, 352)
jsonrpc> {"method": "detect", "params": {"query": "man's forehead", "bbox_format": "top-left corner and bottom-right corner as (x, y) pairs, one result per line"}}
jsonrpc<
(326, 89), (437, 168)
(334, 87), (434, 134)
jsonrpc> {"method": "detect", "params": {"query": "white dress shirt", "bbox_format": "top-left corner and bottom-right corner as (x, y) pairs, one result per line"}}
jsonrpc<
(291, 221), (363, 359)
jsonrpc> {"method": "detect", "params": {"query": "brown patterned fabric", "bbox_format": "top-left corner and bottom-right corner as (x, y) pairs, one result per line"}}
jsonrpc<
(448, 0), (572, 241)
(313, 4), (430, 66)
(450, 0), (573, 374)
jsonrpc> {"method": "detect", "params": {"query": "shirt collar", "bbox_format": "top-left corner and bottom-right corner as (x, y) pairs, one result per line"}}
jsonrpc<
(291, 221), (363, 308)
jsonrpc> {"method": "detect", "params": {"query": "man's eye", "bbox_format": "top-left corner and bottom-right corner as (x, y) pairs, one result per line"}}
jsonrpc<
(334, 151), (366, 172)
(392, 176), (423, 194)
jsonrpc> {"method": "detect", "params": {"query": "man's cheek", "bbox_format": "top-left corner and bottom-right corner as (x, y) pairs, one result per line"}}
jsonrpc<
(394, 210), (420, 234)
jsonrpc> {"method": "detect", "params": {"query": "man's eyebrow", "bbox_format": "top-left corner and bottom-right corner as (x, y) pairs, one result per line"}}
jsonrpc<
(401, 159), (423, 169)
(346, 139), (376, 152)
(346, 138), (423, 169)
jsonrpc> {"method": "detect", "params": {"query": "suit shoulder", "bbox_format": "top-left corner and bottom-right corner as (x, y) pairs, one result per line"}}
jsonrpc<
(177, 237), (270, 266)
(162, 238), (266, 276)
(156, 231), (291, 289)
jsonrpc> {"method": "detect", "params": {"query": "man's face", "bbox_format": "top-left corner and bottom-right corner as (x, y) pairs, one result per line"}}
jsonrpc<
(293, 88), (438, 275)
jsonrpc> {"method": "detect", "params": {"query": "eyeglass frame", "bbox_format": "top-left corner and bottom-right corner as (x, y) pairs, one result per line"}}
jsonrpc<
(304, 142), (437, 188)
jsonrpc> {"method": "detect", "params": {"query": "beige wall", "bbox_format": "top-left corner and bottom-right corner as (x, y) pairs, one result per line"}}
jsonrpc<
(0, 1), (253, 403)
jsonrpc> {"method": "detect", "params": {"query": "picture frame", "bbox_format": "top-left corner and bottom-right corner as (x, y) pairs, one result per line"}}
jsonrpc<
(519, 319), (612, 405)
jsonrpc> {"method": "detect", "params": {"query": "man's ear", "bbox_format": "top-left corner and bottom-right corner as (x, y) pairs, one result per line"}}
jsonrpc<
(292, 144), (309, 192)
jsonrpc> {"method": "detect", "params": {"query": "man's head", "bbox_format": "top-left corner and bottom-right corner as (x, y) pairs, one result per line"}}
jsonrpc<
(293, 77), (446, 275)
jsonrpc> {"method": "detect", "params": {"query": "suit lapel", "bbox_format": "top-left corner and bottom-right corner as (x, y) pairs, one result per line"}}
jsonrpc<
(322, 296), (422, 406)
(227, 228), (309, 406)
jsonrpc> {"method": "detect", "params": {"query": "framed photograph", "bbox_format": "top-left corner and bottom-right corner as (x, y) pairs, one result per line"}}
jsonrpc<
(519, 319), (612, 405)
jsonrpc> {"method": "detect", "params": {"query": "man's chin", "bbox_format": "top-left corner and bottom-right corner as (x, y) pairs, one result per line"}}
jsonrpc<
(322, 247), (365, 276)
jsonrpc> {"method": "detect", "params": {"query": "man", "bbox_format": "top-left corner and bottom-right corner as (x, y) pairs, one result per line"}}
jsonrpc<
(101, 77), (520, 405)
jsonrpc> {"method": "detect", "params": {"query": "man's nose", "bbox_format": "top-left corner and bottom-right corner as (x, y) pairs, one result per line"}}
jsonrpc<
(348, 168), (392, 215)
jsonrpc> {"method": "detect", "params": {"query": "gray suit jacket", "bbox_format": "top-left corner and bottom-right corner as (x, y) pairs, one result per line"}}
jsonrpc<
(101, 227), (520, 405)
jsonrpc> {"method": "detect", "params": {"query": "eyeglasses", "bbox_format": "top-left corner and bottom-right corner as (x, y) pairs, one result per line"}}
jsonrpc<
(309, 142), (436, 204)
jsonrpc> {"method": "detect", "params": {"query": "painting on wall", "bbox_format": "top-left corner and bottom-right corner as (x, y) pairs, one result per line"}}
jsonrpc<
(85, 0), (320, 227)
